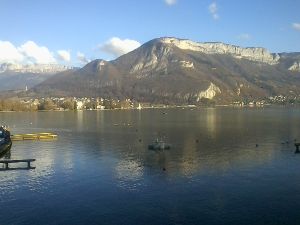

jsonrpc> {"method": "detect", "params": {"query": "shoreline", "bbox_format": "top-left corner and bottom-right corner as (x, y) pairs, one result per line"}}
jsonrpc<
(0, 104), (300, 113)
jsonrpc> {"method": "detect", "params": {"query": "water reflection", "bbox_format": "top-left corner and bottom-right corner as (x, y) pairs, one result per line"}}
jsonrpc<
(76, 110), (84, 131)
(115, 156), (144, 190)
(1, 108), (300, 225)
(205, 108), (217, 138)
(2, 108), (299, 177)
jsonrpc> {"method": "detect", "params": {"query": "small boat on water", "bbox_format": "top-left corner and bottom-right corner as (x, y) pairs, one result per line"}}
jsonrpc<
(0, 126), (12, 158)
(148, 138), (171, 150)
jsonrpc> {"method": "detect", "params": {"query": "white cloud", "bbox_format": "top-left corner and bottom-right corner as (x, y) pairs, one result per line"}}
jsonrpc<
(165, 0), (177, 6)
(0, 40), (61, 65)
(237, 33), (252, 40)
(0, 41), (24, 63)
(77, 52), (91, 64)
(292, 23), (300, 31)
(209, 2), (219, 20)
(99, 37), (141, 58)
(18, 41), (56, 64)
(57, 50), (71, 62)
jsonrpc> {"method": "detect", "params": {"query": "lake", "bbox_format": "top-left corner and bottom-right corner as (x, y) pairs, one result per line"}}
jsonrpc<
(1, 107), (300, 225)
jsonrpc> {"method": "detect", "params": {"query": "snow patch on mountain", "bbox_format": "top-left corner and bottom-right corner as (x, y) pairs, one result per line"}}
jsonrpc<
(0, 63), (72, 74)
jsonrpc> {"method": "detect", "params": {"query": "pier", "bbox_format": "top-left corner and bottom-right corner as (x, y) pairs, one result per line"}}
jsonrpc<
(0, 159), (36, 170)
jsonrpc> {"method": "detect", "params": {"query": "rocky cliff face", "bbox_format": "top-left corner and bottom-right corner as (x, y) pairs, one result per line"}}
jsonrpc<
(276, 52), (300, 72)
(289, 62), (300, 72)
(128, 43), (172, 77)
(160, 37), (280, 65)
(196, 83), (221, 101)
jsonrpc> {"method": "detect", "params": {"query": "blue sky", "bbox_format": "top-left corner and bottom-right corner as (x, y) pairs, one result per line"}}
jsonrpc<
(0, 0), (299, 66)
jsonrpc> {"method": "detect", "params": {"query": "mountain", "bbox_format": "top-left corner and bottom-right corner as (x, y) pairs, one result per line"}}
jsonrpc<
(278, 52), (300, 72)
(0, 63), (74, 91)
(31, 37), (300, 104)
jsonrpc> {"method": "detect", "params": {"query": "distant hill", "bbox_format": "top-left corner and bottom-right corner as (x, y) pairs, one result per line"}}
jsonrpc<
(31, 37), (300, 104)
(0, 63), (74, 91)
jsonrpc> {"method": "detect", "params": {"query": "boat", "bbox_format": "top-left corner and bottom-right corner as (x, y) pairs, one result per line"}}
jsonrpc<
(148, 138), (171, 150)
(0, 127), (12, 158)
(0, 140), (12, 158)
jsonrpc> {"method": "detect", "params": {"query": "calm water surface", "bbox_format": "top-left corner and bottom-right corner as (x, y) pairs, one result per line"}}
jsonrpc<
(0, 107), (300, 225)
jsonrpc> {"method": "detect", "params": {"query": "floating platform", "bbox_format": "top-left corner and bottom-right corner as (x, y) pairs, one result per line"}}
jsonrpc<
(148, 140), (171, 150)
(10, 133), (58, 141)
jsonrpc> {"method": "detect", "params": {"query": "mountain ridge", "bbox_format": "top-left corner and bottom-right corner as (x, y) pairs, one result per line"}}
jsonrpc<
(29, 37), (300, 104)
(0, 63), (73, 74)
(0, 63), (75, 91)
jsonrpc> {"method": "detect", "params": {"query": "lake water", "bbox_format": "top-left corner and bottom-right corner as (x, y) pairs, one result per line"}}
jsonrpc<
(1, 107), (300, 225)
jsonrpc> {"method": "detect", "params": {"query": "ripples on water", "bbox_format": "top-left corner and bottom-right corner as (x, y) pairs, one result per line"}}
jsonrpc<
(0, 107), (300, 225)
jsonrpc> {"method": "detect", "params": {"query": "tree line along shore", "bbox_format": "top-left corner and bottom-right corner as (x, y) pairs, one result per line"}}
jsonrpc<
(0, 95), (299, 112)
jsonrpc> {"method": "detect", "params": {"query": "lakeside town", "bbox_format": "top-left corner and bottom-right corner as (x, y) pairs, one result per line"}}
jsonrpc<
(0, 95), (299, 112)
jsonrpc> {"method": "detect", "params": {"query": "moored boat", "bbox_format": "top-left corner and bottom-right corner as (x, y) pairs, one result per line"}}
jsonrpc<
(0, 126), (12, 158)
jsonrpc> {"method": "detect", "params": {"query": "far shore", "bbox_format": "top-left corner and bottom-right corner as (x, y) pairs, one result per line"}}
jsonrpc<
(1, 103), (299, 113)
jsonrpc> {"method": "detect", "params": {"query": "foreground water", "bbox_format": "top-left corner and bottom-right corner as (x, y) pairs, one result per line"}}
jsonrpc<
(0, 107), (300, 225)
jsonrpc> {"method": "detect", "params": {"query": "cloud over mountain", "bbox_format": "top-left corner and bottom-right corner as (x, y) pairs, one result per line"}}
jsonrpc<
(99, 37), (141, 58)
(57, 50), (71, 62)
(19, 41), (56, 64)
(77, 52), (91, 64)
(0, 41), (24, 63)
(0, 40), (57, 64)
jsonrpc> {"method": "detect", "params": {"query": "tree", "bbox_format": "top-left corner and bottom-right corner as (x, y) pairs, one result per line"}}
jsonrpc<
(199, 98), (216, 106)
(38, 99), (57, 110)
(60, 100), (76, 110)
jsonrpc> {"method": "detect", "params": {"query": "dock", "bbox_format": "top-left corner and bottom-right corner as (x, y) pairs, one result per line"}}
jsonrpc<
(0, 159), (36, 170)
(11, 133), (57, 141)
